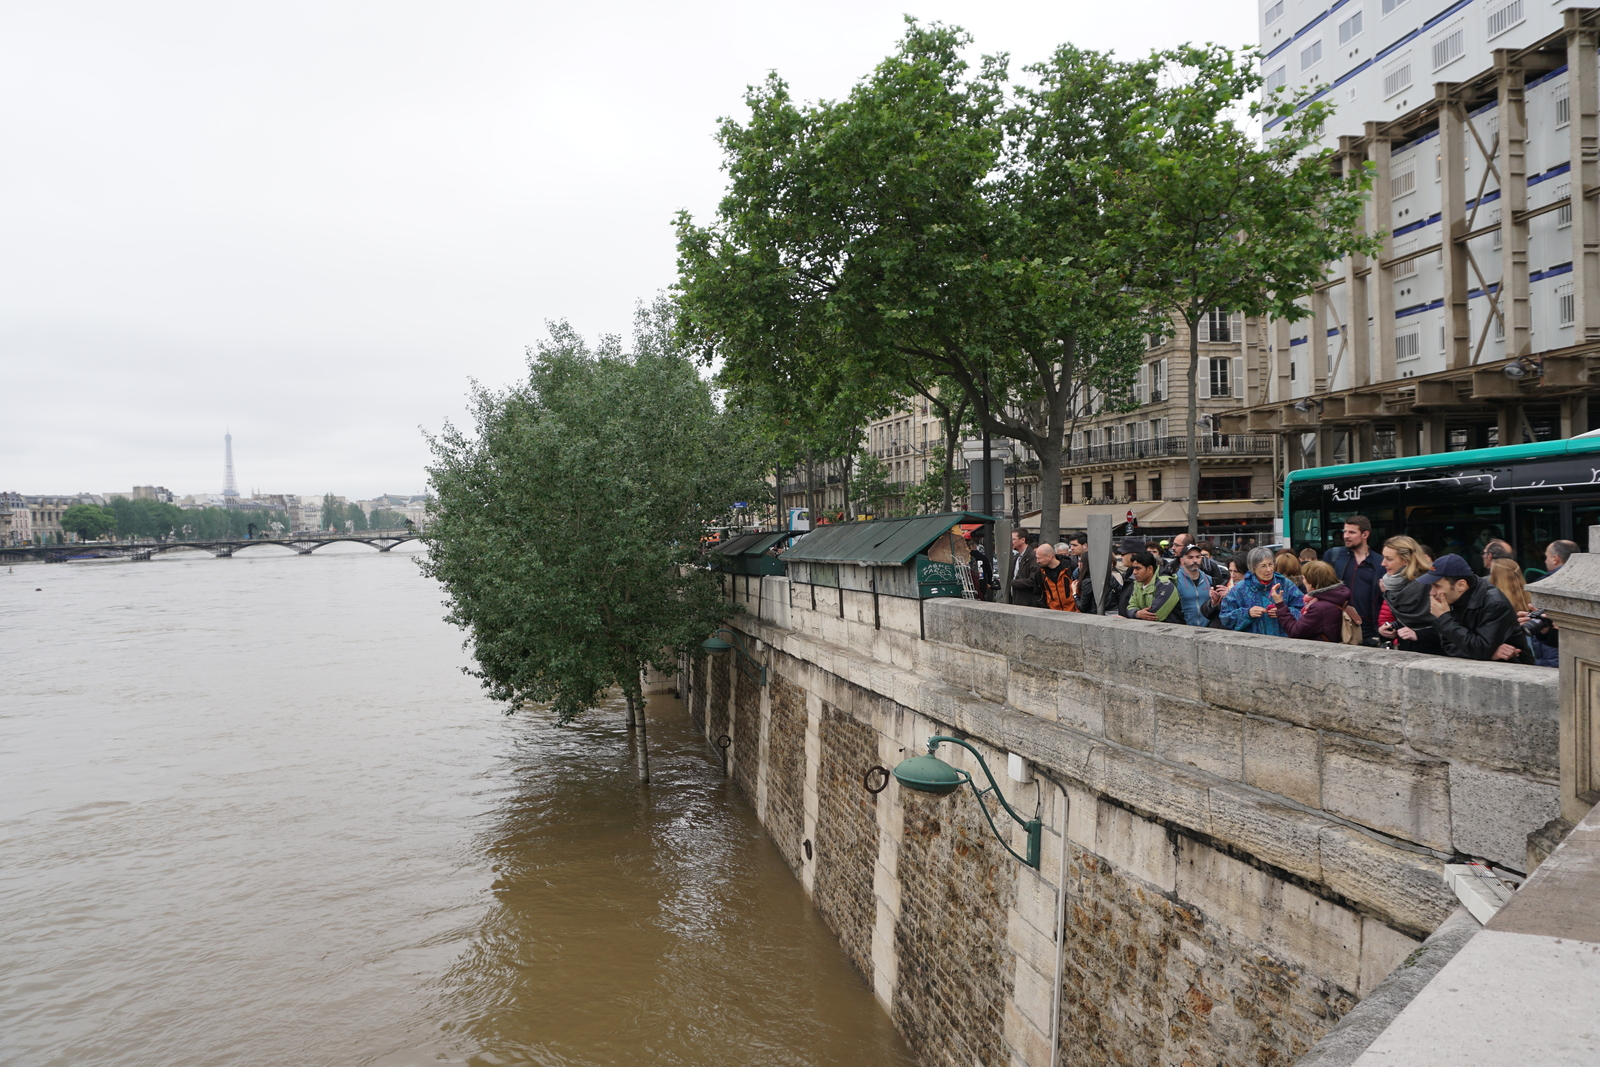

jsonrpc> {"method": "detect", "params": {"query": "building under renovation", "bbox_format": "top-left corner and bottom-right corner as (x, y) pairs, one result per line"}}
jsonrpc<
(1223, 3), (1600, 467)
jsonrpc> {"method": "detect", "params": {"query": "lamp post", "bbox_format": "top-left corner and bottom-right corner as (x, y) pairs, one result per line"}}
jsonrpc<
(700, 628), (767, 687)
(891, 735), (1041, 868)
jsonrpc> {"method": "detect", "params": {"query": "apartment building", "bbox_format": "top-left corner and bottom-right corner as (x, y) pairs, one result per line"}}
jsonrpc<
(1228, 2), (1600, 467)
(1004, 312), (1279, 538)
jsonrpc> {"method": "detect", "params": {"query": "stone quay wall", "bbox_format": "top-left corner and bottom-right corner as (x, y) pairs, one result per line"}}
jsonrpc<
(683, 573), (1560, 1067)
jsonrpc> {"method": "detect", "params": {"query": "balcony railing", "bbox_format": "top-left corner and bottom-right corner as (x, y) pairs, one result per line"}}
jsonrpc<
(1066, 434), (1273, 467)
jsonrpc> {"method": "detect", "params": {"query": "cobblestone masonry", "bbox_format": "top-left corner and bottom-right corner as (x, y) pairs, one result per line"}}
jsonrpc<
(689, 653), (707, 732)
(895, 787), (1017, 1067)
(1061, 838), (1357, 1067)
(763, 670), (808, 876)
(708, 651), (730, 750)
(732, 661), (760, 800)
(814, 700), (880, 982)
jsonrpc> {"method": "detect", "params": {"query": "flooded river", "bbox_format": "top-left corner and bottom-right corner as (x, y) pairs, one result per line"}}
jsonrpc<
(1, 547), (914, 1067)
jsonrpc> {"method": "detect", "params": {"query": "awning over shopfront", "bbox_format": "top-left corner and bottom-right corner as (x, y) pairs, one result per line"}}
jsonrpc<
(1019, 498), (1276, 532)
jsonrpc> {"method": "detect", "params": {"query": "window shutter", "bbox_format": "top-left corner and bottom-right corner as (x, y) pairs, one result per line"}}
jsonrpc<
(1157, 358), (1167, 400)
(1232, 357), (1245, 399)
(1137, 363), (1149, 404)
(1230, 313), (1243, 342)
(1199, 360), (1212, 399)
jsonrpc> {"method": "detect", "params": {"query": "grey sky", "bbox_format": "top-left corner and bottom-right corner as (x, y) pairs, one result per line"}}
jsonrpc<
(2, 1), (1255, 499)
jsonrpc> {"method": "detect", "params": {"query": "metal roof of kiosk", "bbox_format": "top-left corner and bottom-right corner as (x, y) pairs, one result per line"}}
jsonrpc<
(781, 512), (998, 566)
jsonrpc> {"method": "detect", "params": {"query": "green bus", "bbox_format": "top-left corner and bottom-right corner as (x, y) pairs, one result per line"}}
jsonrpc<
(1284, 432), (1600, 577)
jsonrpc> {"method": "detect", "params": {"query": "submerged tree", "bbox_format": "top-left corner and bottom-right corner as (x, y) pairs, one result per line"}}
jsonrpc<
(421, 300), (765, 780)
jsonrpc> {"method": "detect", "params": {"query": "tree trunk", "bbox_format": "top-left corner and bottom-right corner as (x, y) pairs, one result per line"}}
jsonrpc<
(632, 686), (650, 783)
(1186, 309), (1202, 540)
(1035, 339), (1076, 547)
(625, 690), (636, 730)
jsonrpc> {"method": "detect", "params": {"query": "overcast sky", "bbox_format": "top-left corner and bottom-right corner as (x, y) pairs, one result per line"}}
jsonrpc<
(2, 1), (1257, 499)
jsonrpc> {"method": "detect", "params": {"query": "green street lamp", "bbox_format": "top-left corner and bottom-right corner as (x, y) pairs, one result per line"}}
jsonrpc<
(700, 628), (767, 687)
(892, 736), (1041, 868)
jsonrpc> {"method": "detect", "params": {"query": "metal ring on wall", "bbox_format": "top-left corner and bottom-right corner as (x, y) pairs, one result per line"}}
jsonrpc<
(716, 734), (731, 750)
(863, 765), (890, 794)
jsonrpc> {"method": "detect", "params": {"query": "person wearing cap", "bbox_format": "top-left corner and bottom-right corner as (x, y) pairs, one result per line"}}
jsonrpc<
(1172, 542), (1221, 626)
(1161, 532), (1226, 583)
(1420, 554), (1532, 663)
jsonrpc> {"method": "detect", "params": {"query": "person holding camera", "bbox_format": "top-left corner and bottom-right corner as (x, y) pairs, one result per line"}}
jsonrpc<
(1490, 558), (1557, 667)
(1418, 555), (1533, 663)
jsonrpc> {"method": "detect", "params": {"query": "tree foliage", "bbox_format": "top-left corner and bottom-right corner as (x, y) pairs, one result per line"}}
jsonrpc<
(1119, 45), (1378, 535)
(420, 300), (767, 723)
(676, 21), (1157, 543)
(61, 503), (116, 539)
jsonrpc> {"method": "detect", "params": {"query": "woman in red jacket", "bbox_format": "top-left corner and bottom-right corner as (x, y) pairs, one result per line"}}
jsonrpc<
(1282, 560), (1354, 642)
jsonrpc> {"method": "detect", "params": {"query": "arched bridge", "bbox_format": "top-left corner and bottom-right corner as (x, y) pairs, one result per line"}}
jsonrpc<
(0, 529), (422, 564)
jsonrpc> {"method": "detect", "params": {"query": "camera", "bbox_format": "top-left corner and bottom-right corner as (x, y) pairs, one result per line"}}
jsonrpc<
(1523, 609), (1551, 636)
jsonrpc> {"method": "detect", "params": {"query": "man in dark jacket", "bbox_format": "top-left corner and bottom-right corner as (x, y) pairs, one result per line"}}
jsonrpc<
(1009, 528), (1041, 607)
(1418, 554), (1532, 662)
(1332, 515), (1382, 643)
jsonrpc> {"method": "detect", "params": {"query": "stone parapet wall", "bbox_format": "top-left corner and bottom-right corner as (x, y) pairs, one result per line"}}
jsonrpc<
(703, 577), (1561, 1066)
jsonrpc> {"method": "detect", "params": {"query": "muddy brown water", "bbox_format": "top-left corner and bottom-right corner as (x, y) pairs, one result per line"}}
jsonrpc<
(1, 547), (915, 1066)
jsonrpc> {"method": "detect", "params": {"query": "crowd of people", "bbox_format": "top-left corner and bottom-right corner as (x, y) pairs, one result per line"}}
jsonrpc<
(965, 520), (1574, 668)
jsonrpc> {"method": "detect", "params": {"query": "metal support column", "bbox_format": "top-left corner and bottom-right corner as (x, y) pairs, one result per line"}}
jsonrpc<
(1366, 125), (1398, 383)
(1343, 137), (1373, 388)
(1274, 315), (1293, 402)
(1567, 11), (1600, 343)
(1497, 51), (1533, 358)
(1310, 290), (1329, 393)
(1437, 88), (1473, 369)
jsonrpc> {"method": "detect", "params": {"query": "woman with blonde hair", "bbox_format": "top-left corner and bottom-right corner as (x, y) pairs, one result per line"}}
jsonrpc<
(1376, 535), (1439, 653)
(1488, 557), (1532, 613)
(1274, 551), (1306, 591)
(1492, 558), (1556, 665)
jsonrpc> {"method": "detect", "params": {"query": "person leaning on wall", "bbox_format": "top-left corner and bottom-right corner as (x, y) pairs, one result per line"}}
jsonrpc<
(1418, 554), (1534, 664)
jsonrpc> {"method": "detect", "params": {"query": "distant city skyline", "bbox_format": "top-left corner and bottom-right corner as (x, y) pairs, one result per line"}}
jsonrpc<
(2, 1), (1254, 495)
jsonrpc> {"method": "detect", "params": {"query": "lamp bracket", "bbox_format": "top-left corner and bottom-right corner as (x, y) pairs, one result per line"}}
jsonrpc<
(925, 736), (1042, 868)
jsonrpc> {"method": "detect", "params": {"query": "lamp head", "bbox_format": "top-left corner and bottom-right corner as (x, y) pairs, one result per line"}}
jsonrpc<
(1503, 360), (1530, 380)
(700, 635), (733, 652)
(1293, 400), (1311, 413)
(891, 752), (964, 795)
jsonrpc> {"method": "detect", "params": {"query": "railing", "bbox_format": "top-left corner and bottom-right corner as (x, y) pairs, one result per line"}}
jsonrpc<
(1066, 434), (1273, 467)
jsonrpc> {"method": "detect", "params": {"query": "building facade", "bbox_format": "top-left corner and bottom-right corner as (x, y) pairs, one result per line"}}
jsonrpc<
(1230, 3), (1600, 473)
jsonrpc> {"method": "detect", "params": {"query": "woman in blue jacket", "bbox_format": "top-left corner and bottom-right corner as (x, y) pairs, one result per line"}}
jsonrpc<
(1220, 546), (1305, 636)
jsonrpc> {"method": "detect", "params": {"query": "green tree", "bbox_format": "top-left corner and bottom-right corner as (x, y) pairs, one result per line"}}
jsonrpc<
(1122, 45), (1377, 536)
(61, 503), (116, 540)
(345, 503), (368, 532)
(676, 24), (1154, 544)
(902, 467), (950, 516)
(320, 493), (342, 531)
(369, 508), (408, 529)
(421, 300), (766, 780)
(850, 454), (893, 518)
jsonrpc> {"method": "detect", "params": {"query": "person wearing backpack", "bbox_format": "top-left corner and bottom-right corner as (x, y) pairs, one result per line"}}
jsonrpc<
(1117, 551), (1178, 623)
(1282, 560), (1356, 643)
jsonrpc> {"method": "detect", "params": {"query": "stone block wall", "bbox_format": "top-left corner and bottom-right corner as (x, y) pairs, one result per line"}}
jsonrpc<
(693, 581), (1560, 1066)
(763, 668), (808, 876)
(814, 700), (881, 982)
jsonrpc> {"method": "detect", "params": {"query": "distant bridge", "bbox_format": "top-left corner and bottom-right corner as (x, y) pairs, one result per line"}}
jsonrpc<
(0, 529), (421, 564)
